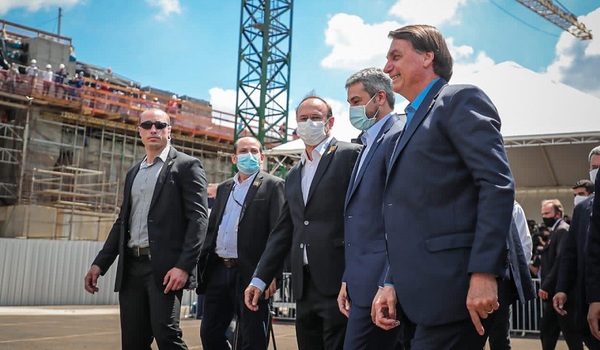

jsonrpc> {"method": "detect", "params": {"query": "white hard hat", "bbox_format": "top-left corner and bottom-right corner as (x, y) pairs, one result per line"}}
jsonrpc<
(59, 63), (65, 69)
(31, 59), (37, 64)
(46, 64), (52, 69)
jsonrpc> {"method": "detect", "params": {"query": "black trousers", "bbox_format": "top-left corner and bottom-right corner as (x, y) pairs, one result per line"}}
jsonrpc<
(540, 300), (583, 350)
(200, 263), (271, 350)
(486, 278), (514, 350)
(119, 255), (187, 350)
(295, 266), (347, 350)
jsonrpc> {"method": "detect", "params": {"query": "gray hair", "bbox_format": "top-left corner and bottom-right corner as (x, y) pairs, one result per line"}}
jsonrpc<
(345, 67), (395, 109)
(589, 145), (600, 163)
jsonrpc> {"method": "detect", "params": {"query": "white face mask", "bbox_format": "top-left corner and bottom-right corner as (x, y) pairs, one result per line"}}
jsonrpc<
(590, 168), (599, 183)
(574, 195), (587, 206)
(296, 120), (327, 146)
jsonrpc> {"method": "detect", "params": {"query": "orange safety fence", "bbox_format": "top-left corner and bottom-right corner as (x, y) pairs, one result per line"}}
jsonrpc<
(0, 69), (238, 142)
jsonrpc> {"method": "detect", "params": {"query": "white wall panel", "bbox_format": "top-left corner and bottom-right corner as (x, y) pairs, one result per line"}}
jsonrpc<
(0, 238), (119, 306)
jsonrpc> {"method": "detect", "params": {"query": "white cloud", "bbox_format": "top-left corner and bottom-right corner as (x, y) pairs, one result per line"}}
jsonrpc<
(545, 7), (600, 98)
(208, 87), (236, 115)
(388, 0), (467, 27)
(321, 13), (401, 70)
(0, 0), (81, 15)
(145, 0), (181, 20)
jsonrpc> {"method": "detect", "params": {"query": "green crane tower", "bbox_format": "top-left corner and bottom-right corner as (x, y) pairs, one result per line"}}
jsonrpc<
(234, 0), (293, 149)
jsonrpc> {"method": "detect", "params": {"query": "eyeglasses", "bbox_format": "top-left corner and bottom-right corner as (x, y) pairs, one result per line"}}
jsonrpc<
(139, 121), (169, 130)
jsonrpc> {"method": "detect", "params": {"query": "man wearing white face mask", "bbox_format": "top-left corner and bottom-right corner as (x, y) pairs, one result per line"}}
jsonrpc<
(572, 179), (594, 207)
(338, 67), (407, 350)
(245, 95), (361, 350)
(197, 136), (285, 350)
(553, 145), (600, 350)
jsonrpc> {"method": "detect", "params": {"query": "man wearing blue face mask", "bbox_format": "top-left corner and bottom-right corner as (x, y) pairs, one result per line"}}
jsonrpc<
(197, 136), (285, 350)
(339, 67), (408, 350)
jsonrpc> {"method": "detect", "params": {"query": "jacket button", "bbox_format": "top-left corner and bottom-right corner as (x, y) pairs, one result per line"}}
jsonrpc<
(300, 243), (304, 248)
(304, 220), (309, 225)
(348, 215), (353, 219)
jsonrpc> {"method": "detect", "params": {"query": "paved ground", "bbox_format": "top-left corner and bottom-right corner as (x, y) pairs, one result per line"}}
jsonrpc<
(0, 306), (568, 350)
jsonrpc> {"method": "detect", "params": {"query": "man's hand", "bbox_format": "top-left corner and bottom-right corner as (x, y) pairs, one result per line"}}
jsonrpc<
(553, 292), (568, 316)
(538, 289), (549, 300)
(84, 265), (102, 294)
(244, 285), (263, 312)
(163, 267), (188, 294)
(466, 272), (499, 336)
(371, 285), (400, 330)
(337, 283), (350, 317)
(264, 278), (277, 299)
(588, 302), (600, 340)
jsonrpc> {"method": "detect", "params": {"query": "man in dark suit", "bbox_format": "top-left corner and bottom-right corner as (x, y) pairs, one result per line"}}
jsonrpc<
(371, 25), (515, 350)
(197, 136), (285, 350)
(337, 67), (405, 350)
(245, 95), (361, 350)
(554, 147), (600, 350)
(588, 150), (600, 342)
(539, 199), (583, 350)
(84, 108), (208, 350)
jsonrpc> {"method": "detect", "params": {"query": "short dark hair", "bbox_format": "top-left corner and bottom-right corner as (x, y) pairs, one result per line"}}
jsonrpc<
(573, 179), (594, 194)
(388, 24), (453, 82)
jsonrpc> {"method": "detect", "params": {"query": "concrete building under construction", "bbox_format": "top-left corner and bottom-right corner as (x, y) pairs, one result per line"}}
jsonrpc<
(0, 20), (241, 242)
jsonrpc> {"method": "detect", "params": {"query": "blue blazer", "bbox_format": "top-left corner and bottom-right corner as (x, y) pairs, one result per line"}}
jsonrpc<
(383, 79), (515, 326)
(343, 114), (403, 307)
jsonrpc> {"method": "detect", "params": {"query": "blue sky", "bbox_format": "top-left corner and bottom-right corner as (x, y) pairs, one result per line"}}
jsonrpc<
(2, 0), (599, 140)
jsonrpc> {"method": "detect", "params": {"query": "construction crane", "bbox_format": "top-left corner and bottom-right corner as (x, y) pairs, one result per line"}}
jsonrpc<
(235, 0), (293, 148)
(516, 0), (592, 40)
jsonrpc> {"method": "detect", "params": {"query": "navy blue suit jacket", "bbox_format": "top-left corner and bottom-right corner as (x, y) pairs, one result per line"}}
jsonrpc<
(343, 114), (403, 307)
(383, 80), (515, 326)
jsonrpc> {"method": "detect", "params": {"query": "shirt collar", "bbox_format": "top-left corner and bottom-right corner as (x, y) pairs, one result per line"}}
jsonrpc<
(300, 135), (333, 165)
(141, 145), (170, 167)
(234, 170), (259, 186)
(361, 112), (393, 146)
(404, 78), (440, 124)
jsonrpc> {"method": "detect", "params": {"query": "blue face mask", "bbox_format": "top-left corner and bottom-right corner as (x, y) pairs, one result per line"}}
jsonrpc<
(236, 153), (260, 175)
(349, 93), (380, 131)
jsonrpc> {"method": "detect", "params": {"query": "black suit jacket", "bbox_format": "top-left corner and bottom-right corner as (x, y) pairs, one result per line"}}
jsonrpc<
(541, 219), (570, 295)
(92, 146), (209, 292)
(196, 171), (285, 293)
(254, 138), (361, 300)
(587, 171), (600, 302)
(558, 196), (593, 327)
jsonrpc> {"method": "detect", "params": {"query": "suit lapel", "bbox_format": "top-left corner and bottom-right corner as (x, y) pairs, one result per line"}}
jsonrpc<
(239, 172), (262, 222)
(122, 162), (141, 224)
(388, 79), (447, 174)
(287, 161), (305, 210)
(215, 180), (234, 225)
(346, 115), (400, 205)
(149, 147), (177, 211)
(306, 138), (338, 205)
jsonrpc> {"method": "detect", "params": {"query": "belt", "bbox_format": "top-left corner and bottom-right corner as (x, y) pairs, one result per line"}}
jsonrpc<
(220, 257), (239, 268)
(126, 246), (151, 257)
